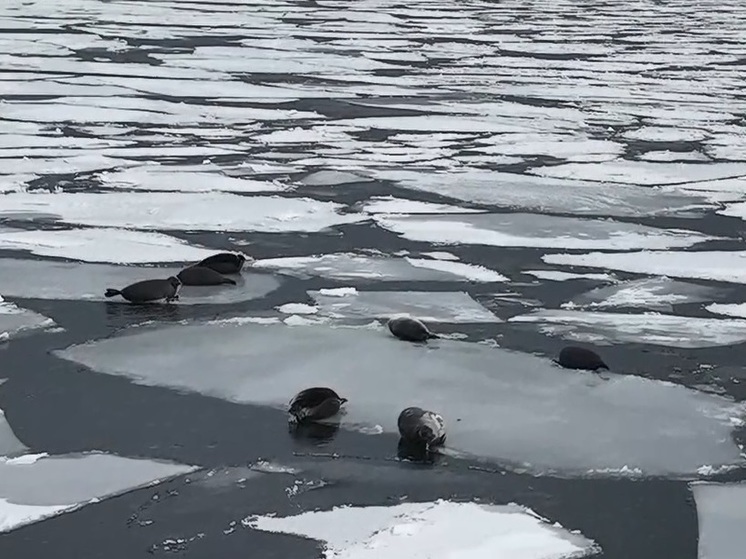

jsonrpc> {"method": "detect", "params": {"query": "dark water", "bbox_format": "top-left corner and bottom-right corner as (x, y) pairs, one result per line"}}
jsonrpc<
(2, 0), (746, 557)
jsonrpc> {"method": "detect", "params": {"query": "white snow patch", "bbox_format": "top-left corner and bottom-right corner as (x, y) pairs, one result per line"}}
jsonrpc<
(362, 196), (484, 215)
(0, 298), (55, 341)
(277, 303), (318, 315)
(706, 303), (746, 319)
(247, 500), (598, 559)
(509, 309), (746, 348)
(318, 287), (358, 297)
(404, 257), (508, 282)
(300, 170), (372, 186)
(691, 482), (746, 559)
(421, 251), (459, 261)
(523, 270), (616, 282)
(55, 321), (746, 477)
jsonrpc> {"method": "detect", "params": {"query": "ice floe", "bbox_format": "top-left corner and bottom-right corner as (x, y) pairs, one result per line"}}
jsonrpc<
(509, 309), (746, 348)
(523, 270), (617, 282)
(55, 320), (746, 477)
(564, 277), (719, 311)
(247, 500), (598, 559)
(0, 259), (280, 304)
(309, 290), (500, 323)
(253, 253), (507, 282)
(374, 213), (716, 250)
(0, 192), (362, 233)
(0, 227), (217, 264)
(543, 251), (746, 285)
(0, 452), (197, 533)
(0, 295), (56, 342)
(706, 303), (746, 319)
(361, 196), (484, 215)
(691, 481), (746, 559)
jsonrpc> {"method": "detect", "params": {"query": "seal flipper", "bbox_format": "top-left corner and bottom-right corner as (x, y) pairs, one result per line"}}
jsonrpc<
(104, 288), (121, 298)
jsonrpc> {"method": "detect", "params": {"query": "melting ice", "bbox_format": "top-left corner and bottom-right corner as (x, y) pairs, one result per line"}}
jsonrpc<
(55, 321), (746, 478)
(0, 295), (55, 341)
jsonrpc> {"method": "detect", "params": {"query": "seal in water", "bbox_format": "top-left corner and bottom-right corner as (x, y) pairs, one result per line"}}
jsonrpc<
(195, 252), (248, 275)
(387, 316), (439, 342)
(104, 277), (181, 304)
(177, 265), (237, 286)
(554, 346), (608, 371)
(288, 387), (347, 423)
(397, 406), (446, 449)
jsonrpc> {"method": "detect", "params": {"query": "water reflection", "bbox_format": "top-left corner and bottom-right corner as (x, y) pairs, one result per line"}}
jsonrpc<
(288, 421), (341, 445)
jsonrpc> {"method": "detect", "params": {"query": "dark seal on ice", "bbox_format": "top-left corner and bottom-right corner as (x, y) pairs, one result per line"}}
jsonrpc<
(554, 346), (609, 371)
(177, 265), (237, 286)
(288, 387), (347, 423)
(397, 406), (446, 449)
(104, 276), (181, 304)
(196, 252), (248, 275)
(387, 316), (439, 342)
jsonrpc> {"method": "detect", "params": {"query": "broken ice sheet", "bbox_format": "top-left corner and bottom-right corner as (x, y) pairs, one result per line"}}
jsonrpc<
(523, 270), (617, 282)
(0, 192), (363, 233)
(0, 227), (218, 264)
(0, 259), (280, 304)
(509, 309), (746, 348)
(690, 481), (746, 559)
(374, 213), (716, 250)
(248, 500), (598, 559)
(707, 303), (746, 319)
(299, 170), (373, 186)
(0, 295), (56, 342)
(56, 321), (746, 477)
(309, 290), (500, 323)
(361, 196), (484, 215)
(565, 277), (719, 312)
(253, 253), (507, 282)
(368, 169), (716, 218)
(543, 250), (746, 285)
(0, 452), (197, 534)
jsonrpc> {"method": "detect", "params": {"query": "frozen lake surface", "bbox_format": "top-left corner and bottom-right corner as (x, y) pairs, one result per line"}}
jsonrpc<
(1, 0), (746, 557)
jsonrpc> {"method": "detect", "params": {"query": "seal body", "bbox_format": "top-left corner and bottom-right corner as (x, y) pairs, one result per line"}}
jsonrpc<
(104, 276), (181, 304)
(556, 346), (608, 371)
(288, 387), (347, 423)
(196, 253), (247, 275)
(177, 265), (237, 286)
(387, 316), (439, 342)
(397, 406), (446, 448)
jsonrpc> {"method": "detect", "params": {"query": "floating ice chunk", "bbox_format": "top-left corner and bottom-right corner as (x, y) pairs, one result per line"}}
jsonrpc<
(543, 251), (746, 285)
(277, 303), (318, 315)
(565, 277), (718, 311)
(0, 227), (217, 264)
(0, 192), (362, 233)
(638, 151), (710, 163)
(530, 160), (746, 186)
(335, 115), (529, 133)
(621, 127), (709, 142)
(253, 253), (506, 283)
(299, 170), (371, 186)
(691, 482), (746, 559)
(318, 287), (358, 297)
(362, 196), (484, 215)
(717, 201), (746, 222)
(0, 452), (196, 534)
(99, 165), (290, 193)
(369, 169), (715, 217)
(0, 296), (55, 341)
(706, 303), (746, 319)
(248, 500), (598, 559)
(309, 290), (500, 323)
(523, 270), (616, 282)
(420, 251), (459, 261)
(0, 259), (280, 304)
(509, 309), (746, 348)
(56, 321), (746, 477)
(476, 134), (623, 162)
(375, 213), (715, 250)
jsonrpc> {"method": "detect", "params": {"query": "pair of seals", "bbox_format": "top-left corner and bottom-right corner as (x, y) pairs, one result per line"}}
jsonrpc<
(104, 252), (248, 304)
(387, 316), (439, 342)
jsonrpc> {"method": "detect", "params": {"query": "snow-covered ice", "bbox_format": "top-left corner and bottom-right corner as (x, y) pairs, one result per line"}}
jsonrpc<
(564, 277), (718, 311)
(55, 320), (746, 477)
(0, 226), (217, 264)
(0, 259), (280, 304)
(361, 196), (484, 215)
(0, 295), (56, 341)
(253, 253), (507, 282)
(0, 192), (363, 233)
(309, 290), (500, 323)
(248, 500), (598, 559)
(543, 251), (746, 285)
(374, 213), (716, 250)
(691, 481), (746, 559)
(509, 309), (746, 348)
(523, 270), (617, 282)
(0, 452), (197, 533)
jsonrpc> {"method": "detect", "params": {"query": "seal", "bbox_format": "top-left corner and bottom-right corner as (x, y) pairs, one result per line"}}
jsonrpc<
(104, 276), (181, 304)
(288, 387), (347, 423)
(177, 265), (237, 286)
(387, 316), (439, 342)
(554, 346), (608, 371)
(195, 252), (248, 275)
(397, 406), (446, 449)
